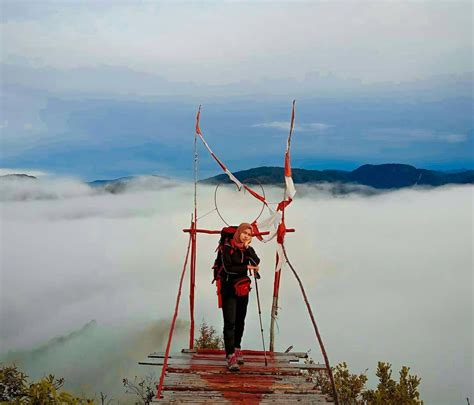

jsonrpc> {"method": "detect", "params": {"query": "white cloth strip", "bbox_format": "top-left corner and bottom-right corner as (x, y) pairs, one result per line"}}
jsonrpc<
(284, 176), (296, 201)
(275, 243), (285, 273)
(197, 133), (243, 190)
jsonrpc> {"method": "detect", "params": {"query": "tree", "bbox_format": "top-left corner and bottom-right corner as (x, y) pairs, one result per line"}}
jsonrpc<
(311, 361), (368, 404)
(309, 360), (423, 405)
(122, 374), (156, 405)
(0, 364), (94, 404)
(362, 362), (423, 405)
(194, 321), (223, 350)
(0, 364), (28, 402)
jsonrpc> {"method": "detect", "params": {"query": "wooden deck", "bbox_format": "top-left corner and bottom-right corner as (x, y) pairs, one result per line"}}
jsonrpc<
(139, 349), (334, 404)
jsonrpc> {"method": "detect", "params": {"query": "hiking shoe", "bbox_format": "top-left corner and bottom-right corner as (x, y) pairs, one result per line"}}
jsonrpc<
(227, 353), (240, 371)
(235, 348), (244, 365)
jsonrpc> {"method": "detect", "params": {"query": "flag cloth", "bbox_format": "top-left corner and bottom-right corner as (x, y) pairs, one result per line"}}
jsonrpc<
(194, 102), (297, 247)
(195, 106), (243, 190)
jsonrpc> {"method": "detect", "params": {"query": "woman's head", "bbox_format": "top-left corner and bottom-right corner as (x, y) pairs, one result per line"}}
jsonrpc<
(233, 222), (253, 246)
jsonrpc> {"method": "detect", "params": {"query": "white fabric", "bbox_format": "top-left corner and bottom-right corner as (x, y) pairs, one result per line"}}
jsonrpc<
(224, 167), (243, 190)
(255, 207), (281, 243)
(284, 176), (296, 201)
(197, 133), (243, 190)
(275, 243), (285, 274)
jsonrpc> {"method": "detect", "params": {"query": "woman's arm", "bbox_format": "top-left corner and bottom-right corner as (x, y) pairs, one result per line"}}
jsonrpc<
(222, 244), (248, 275)
(246, 246), (260, 266)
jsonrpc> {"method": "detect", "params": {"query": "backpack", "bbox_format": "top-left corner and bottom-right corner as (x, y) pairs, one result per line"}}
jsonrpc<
(212, 226), (238, 283)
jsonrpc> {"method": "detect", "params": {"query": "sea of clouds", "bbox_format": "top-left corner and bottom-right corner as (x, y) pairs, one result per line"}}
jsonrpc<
(0, 176), (472, 403)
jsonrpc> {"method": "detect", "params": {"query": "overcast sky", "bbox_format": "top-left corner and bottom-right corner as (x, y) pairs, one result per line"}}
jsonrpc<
(2, 1), (471, 84)
(1, 1), (473, 178)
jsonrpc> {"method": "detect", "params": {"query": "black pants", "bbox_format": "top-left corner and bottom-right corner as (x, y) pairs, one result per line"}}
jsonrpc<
(221, 283), (249, 356)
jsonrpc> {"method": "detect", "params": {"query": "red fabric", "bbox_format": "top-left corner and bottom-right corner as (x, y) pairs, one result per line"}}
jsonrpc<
(284, 153), (292, 177)
(243, 184), (267, 204)
(234, 277), (252, 297)
(277, 198), (292, 212)
(195, 106), (202, 135)
(277, 221), (286, 244)
(251, 221), (263, 241)
(231, 239), (245, 251)
(212, 153), (228, 172)
(223, 226), (238, 234)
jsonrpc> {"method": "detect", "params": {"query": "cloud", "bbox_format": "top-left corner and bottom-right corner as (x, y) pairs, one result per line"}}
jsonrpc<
(2, 318), (189, 402)
(0, 176), (97, 202)
(366, 128), (469, 144)
(1, 2), (471, 85)
(252, 121), (332, 132)
(306, 123), (332, 131)
(0, 180), (472, 403)
(0, 175), (182, 214)
(438, 133), (467, 144)
(252, 121), (289, 131)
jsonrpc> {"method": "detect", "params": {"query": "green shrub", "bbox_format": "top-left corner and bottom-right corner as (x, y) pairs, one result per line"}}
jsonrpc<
(0, 364), (94, 404)
(194, 321), (223, 350)
(310, 360), (423, 405)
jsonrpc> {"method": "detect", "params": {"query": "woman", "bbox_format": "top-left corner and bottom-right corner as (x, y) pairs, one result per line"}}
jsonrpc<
(220, 222), (260, 371)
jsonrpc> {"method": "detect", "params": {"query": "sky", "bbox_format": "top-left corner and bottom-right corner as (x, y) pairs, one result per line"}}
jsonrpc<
(0, 178), (472, 403)
(1, 1), (473, 180)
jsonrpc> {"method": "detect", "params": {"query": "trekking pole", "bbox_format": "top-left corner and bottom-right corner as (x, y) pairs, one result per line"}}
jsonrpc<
(253, 270), (268, 366)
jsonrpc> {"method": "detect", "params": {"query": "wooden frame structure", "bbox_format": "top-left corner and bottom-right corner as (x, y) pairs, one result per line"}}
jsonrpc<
(140, 103), (339, 404)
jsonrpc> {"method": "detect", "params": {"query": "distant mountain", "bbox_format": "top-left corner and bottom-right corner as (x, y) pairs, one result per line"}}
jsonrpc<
(2, 165), (472, 191)
(88, 176), (135, 192)
(88, 174), (175, 194)
(201, 164), (474, 189)
(0, 173), (37, 180)
(1, 320), (98, 361)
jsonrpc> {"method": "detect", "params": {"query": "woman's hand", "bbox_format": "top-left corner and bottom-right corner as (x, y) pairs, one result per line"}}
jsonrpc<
(247, 264), (259, 274)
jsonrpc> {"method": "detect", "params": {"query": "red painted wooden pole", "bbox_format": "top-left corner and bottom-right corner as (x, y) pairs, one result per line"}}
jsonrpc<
(269, 251), (281, 352)
(189, 218), (196, 350)
(156, 233), (192, 400)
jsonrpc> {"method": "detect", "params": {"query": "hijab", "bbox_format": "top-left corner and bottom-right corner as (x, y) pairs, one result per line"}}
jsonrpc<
(232, 222), (252, 250)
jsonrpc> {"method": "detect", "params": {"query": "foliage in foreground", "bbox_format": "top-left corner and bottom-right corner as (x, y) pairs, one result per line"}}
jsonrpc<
(2, 322), (423, 405)
(122, 374), (156, 405)
(309, 360), (423, 405)
(194, 321), (224, 350)
(0, 364), (94, 404)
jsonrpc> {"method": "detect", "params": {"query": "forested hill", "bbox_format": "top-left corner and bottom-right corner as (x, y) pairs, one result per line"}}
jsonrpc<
(201, 164), (474, 189)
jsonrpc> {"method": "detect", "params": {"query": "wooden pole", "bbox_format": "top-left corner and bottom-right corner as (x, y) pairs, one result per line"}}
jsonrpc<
(269, 251), (281, 352)
(281, 242), (339, 405)
(156, 232), (192, 400)
(189, 123), (198, 350)
(183, 228), (295, 235)
(189, 218), (196, 350)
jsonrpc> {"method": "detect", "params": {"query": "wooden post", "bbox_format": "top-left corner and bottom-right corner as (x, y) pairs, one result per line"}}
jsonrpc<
(189, 218), (196, 350)
(269, 251), (281, 351)
(189, 123), (198, 350)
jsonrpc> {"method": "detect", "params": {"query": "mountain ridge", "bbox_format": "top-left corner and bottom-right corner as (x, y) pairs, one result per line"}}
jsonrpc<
(1, 164), (473, 190)
(201, 163), (474, 189)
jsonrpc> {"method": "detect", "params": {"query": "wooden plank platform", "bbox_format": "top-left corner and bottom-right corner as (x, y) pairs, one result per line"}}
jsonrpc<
(139, 349), (333, 404)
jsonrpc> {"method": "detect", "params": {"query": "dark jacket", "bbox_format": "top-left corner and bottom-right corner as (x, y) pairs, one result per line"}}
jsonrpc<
(221, 242), (260, 284)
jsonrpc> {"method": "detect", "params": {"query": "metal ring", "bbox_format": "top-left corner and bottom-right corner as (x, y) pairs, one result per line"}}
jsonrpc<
(214, 179), (266, 226)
